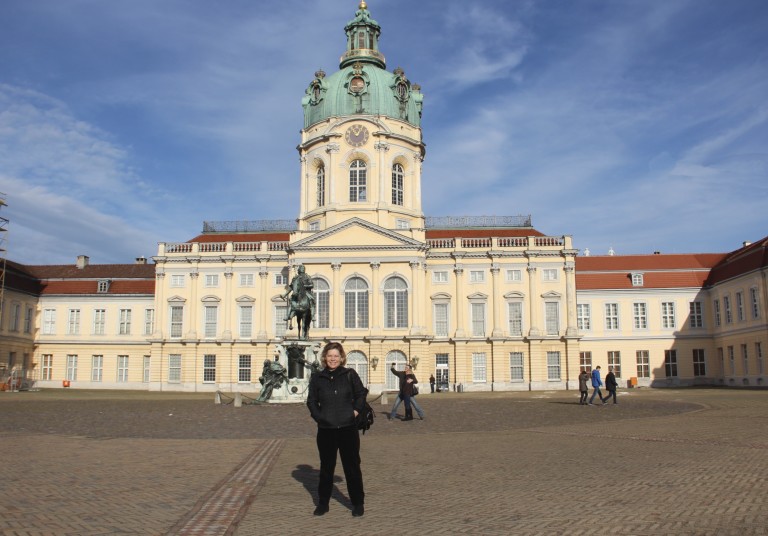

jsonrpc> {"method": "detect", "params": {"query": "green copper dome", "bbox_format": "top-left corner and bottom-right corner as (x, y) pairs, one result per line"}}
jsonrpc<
(301, 2), (423, 129)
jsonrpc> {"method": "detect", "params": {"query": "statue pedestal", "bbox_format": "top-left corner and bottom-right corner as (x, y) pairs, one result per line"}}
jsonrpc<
(268, 340), (322, 403)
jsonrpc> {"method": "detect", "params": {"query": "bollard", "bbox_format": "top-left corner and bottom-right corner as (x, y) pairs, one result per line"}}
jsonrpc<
(381, 390), (388, 405)
(215, 391), (222, 404)
(234, 392), (242, 408)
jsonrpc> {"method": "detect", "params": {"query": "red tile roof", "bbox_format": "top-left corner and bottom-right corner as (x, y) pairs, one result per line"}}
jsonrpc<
(706, 236), (768, 286)
(4, 262), (156, 297)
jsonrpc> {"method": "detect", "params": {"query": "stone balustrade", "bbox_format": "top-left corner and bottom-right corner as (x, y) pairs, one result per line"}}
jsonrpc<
(426, 235), (570, 251)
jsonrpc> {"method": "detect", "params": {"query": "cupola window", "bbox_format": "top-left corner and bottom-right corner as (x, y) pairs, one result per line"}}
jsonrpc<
(392, 164), (404, 206)
(316, 165), (325, 207)
(349, 160), (367, 202)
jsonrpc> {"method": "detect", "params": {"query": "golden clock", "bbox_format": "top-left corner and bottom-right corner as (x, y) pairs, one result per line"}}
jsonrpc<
(345, 125), (369, 147)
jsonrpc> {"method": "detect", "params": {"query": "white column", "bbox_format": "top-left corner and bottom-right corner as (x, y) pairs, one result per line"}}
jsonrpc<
(187, 272), (199, 339)
(527, 266), (540, 337)
(454, 265), (465, 338)
(331, 262), (342, 336)
(491, 264), (502, 338)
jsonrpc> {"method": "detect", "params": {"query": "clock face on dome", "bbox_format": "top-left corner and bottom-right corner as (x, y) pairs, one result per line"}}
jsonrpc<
(345, 125), (369, 147)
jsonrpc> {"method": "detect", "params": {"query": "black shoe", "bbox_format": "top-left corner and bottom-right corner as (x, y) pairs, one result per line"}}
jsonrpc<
(352, 504), (365, 517)
(313, 504), (329, 516)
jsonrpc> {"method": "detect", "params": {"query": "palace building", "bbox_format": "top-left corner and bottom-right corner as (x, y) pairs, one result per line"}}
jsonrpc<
(1, 3), (766, 393)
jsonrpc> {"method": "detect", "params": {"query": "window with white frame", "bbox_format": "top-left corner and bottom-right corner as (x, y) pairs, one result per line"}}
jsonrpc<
(119, 309), (132, 335)
(547, 351), (561, 381)
(317, 165), (325, 207)
(693, 349), (706, 377)
(274, 305), (287, 336)
(471, 302), (486, 337)
(309, 220), (321, 231)
(728, 346), (735, 374)
(661, 302), (676, 329)
(117, 355), (129, 382)
(724, 296), (732, 324)
(42, 354), (53, 381)
(143, 355), (150, 383)
(239, 305), (253, 338)
(204, 305), (218, 338)
(576, 303), (590, 331)
(750, 287), (760, 319)
(664, 349), (678, 377)
(506, 269), (522, 282)
(714, 299), (721, 327)
(510, 352), (525, 381)
(346, 351), (369, 386)
(91, 355), (103, 382)
(605, 303), (619, 330)
(24, 307), (33, 333)
(203, 355), (216, 383)
(204, 274), (219, 288)
(756, 342), (764, 375)
(93, 309), (106, 335)
(10, 303), (20, 331)
(434, 302), (449, 337)
(508, 301), (523, 336)
(542, 268), (558, 282)
(608, 351), (622, 377)
(239, 355), (252, 383)
(170, 275), (185, 287)
(384, 277), (408, 328)
(313, 278), (330, 329)
(689, 301), (703, 328)
(433, 271), (448, 283)
(736, 292), (745, 321)
(633, 302), (647, 329)
(631, 273), (644, 286)
(349, 159), (367, 202)
(469, 270), (485, 283)
(395, 219), (410, 229)
(580, 351), (592, 372)
(97, 280), (110, 293)
(144, 309), (154, 336)
(168, 354), (182, 383)
(392, 163), (404, 206)
(472, 353), (487, 382)
(170, 305), (184, 338)
(275, 273), (287, 286)
(545, 302), (560, 335)
(345, 277), (369, 329)
(636, 350), (650, 378)
(66, 354), (78, 381)
(240, 273), (254, 287)
(741, 344), (748, 375)
(67, 309), (81, 335)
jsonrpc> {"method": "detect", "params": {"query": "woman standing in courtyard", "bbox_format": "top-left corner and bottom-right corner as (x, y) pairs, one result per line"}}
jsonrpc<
(307, 342), (367, 517)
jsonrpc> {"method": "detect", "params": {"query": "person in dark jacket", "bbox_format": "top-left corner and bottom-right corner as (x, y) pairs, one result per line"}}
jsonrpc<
(578, 369), (590, 405)
(388, 363), (425, 420)
(307, 342), (367, 517)
(604, 366), (619, 404)
(429, 374), (436, 393)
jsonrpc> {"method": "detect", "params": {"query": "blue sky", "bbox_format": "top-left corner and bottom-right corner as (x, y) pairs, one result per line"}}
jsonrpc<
(1, 0), (766, 265)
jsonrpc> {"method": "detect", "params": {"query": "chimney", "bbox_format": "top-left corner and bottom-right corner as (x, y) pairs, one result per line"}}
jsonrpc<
(76, 255), (90, 269)
(135, 256), (147, 265)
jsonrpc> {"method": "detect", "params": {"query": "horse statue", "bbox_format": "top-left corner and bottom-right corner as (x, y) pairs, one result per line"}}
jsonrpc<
(282, 265), (315, 340)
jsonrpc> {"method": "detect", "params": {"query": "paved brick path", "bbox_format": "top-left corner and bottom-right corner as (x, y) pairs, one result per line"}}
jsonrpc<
(1, 388), (766, 535)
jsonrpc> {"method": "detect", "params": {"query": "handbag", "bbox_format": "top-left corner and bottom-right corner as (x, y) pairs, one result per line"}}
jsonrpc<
(348, 371), (374, 434)
(412, 384), (419, 396)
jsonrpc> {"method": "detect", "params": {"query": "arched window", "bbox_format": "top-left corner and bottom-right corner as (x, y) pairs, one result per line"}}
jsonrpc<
(345, 277), (369, 329)
(316, 166), (325, 207)
(384, 277), (408, 328)
(347, 351), (369, 386)
(349, 160), (367, 202)
(312, 278), (329, 329)
(392, 163), (404, 206)
(386, 350), (408, 391)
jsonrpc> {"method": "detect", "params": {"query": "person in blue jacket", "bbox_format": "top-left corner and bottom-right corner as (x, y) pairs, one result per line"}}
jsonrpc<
(589, 365), (605, 405)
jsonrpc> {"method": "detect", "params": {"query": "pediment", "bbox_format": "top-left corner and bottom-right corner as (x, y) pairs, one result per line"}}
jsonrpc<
(167, 295), (186, 303)
(504, 291), (526, 299)
(467, 292), (488, 300)
(292, 217), (424, 251)
(541, 291), (562, 299)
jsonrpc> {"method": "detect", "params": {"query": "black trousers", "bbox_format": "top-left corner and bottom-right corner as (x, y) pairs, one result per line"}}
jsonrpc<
(316, 426), (365, 507)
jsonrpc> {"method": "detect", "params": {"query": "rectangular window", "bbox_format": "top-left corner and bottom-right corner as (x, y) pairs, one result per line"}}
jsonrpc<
(636, 350), (650, 378)
(604, 303), (619, 330)
(576, 304), (590, 331)
(91, 355), (103, 382)
(143, 355), (151, 383)
(10, 303), (20, 331)
(274, 305), (287, 336)
(240, 273), (254, 287)
(168, 354), (182, 383)
(434, 303), (449, 337)
(736, 292), (745, 321)
(741, 344), (748, 375)
(93, 309), (106, 335)
(472, 353), (487, 382)
(170, 274), (185, 287)
(203, 355), (216, 383)
(170, 306), (184, 338)
(724, 296), (732, 324)
(118, 309), (132, 335)
(689, 301), (703, 328)
(506, 269), (522, 282)
(510, 352), (525, 381)
(396, 219), (409, 230)
(469, 270), (485, 283)
(633, 302), (647, 329)
(204, 305), (218, 338)
(239, 355), (252, 383)
(144, 309), (155, 336)
(117, 355), (129, 382)
(714, 299), (721, 327)
(432, 271), (448, 283)
(542, 268), (558, 282)
(275, 273), (287, 286)
(315, 287), (329, 329)
(508, 302), (523, 336)
(24, 307), (33, 333)
(67, 309), (81, 335)
(471, 303), (486, 337)
(631, 273), (644, 286)
(42, 354), (53, 380)
(664, 349), (678, 377)
(239, 305), (253, 338)
(344, 290), (369, 329)
(309, 220), (321, 231)
(608, 351), (622, 377)
(547, 351), (561, 381)
(661, 302), (676, 329)
(580, 351), (592, 372)
(66, 354), (78, 381)
(43, 309), (56, 335)
(545, 302), (559, 335)
(756, 343), (764, 375)
(693, 349), (706, 377)
(204, 274), (219, 287)
(98, 280), (110, 293)
(750, 288), (760, 319)
(728, 346), (735, 374)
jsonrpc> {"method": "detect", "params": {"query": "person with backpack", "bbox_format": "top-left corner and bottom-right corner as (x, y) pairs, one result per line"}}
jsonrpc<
(307, 342), (367, 517)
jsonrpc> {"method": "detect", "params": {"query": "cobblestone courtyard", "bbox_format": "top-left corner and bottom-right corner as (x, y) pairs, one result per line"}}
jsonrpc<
(1, 388), (766, 535)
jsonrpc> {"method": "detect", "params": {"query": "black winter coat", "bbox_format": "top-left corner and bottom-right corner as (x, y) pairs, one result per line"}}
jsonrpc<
(307, 366), (367, 429)
(605, 372), (618, 390)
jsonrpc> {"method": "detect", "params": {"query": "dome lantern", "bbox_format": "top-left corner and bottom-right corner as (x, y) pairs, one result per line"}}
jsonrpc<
(340, 1), (385, 69)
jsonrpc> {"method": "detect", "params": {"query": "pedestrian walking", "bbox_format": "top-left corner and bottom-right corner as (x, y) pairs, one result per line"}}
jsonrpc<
(388, 363), (425, 420)
(578, 369), (590, 405)
(589, 365), (604, 405)
(306, 342), (367, 517)
(604, 366), (618, 404)
(429, 374), (436, 393)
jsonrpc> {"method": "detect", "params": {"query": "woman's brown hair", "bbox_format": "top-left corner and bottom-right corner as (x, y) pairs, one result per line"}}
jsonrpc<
(320, 342), (347, 367)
